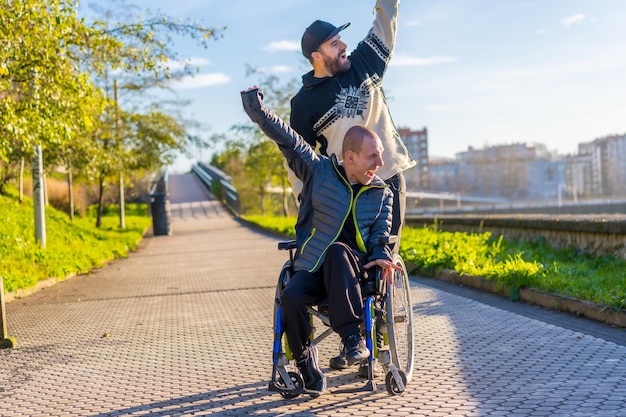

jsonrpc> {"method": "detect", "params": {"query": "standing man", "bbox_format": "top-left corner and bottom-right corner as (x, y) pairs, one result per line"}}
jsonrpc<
(290, 0), (415, 371)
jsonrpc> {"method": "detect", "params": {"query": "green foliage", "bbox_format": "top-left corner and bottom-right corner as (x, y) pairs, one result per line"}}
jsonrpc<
(211, 179), (222, 197)
(88, 1), (223, 80)
(0, 191), (150, 294)
(0, 0), (107, 166)
(211, 68), (299, 217)
(399, 225), (626, 311)
(245, 215), (296, 237)
(243, 215), (626, 311)
(0, 0), (225, 234)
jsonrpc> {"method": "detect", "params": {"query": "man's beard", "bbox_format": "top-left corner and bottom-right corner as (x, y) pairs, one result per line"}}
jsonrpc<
(322, 53), (351, 75)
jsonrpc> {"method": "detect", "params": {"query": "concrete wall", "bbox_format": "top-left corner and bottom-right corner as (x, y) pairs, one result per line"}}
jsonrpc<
(405, 214), (626, 259)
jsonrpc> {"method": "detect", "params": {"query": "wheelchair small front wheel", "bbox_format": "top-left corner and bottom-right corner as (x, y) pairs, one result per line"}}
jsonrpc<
(385, 370), (407, 395)
(277, 371), (303, 399)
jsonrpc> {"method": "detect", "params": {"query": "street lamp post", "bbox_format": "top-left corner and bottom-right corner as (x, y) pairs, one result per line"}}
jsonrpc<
(33, 145), (46, 248)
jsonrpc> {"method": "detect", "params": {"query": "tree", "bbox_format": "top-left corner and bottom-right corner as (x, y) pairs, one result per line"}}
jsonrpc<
(0, 0), (108, 195)
(0, 0), (225, 237)
(77, 0), (223, 227)
(212, 67), (299, 216)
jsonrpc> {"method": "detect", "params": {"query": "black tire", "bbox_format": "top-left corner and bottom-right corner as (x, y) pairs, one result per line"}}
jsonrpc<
(273, 261), (292, 333)
(278, 371), (303, 399)
(385, 370), (407, 395)
(385, 255), (414, 382)
(273, 261), (296, 359)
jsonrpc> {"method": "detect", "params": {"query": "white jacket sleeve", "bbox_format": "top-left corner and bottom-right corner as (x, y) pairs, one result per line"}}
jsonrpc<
(368, 0), (399, 64)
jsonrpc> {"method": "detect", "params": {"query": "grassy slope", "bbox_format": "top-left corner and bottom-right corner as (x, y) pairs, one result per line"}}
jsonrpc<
(245, 215), (626, 311)
(0, 189), (151, 294)
(3, 203), (623, 311)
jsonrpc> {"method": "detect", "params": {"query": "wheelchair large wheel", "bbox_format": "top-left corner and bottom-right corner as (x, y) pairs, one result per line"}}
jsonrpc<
(385, 254), (414, 382)
(274, 261), (292, 325)
(273, 261), (293, 360)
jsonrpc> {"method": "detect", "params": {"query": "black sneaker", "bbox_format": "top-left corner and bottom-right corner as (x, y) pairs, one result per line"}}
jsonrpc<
(341, 333), (370, 366)
(296, 345), (326, 396)
(329, 352), (348, 370)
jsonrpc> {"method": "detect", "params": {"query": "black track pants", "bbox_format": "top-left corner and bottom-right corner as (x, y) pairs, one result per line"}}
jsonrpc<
(280, 242), (365, 360)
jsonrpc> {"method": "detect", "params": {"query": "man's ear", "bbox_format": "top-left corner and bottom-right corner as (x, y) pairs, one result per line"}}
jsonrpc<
(311, 51), (323, 64)
(345, 149), (355, 164)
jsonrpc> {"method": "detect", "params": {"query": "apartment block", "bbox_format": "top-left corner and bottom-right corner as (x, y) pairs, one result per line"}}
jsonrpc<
(427, 143), (566, 200)
(398, 127), (428, 190)
(577, 133), (626, 197)
(402, 127), (626, 200)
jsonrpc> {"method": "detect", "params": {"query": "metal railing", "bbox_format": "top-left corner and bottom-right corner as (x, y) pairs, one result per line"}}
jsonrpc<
(192, 163), (241, 217)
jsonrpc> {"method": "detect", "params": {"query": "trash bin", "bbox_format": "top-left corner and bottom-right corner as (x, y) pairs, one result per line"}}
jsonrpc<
(150, 192), (171, 236)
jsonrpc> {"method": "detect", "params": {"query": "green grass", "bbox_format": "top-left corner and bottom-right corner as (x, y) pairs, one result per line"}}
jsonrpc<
(0, 188), (151, 294)
(4, 202), (624, 312)
(243, 215), (626, 311)
(245, 215), (297, 237)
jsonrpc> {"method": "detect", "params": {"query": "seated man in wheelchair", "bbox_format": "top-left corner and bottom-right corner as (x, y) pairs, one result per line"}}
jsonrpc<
(241, 87), (401, 396)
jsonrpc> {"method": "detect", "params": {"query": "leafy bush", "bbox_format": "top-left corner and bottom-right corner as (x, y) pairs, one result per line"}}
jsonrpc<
(399, 226), (625, 311)
(244, 215), (625, 311)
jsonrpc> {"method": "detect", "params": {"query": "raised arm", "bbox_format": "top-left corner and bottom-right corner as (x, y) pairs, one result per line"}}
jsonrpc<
(350, 0), (399, 76)
(240, 88), (321, 184)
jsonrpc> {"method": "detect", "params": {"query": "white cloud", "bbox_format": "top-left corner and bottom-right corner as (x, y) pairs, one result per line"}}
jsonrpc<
(170, 73), (230, 90)
(252, 65), (294, 74)
(405, 20), (420, 27)
(390, 54), (456, 67)
(263, 40), (300, 53)
(561, 13), (585, 27)
(271, 65), (293, 74)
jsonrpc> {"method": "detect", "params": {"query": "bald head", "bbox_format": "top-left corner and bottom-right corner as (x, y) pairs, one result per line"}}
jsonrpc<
(342, 125), (385, 185)
(342, 125), (378, 158)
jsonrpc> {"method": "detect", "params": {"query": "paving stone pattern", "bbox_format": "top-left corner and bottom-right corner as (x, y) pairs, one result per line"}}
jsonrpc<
(1, 173), (625, 416)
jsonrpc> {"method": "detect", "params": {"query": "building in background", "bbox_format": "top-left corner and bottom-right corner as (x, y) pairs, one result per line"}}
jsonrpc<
(577, 133), (626, 198)
(565, 153), (592, 199)
(451, 143), (564, 200)
(428, 157), (458, 192)
(398, 127), (428, 190)
(398, 126), (626, 202)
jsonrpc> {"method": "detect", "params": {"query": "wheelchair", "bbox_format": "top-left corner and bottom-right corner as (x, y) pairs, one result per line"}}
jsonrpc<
(269, 237), (415, 397)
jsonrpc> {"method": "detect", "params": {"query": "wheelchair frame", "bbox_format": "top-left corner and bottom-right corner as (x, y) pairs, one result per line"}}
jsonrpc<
(269, 239), (415, 397)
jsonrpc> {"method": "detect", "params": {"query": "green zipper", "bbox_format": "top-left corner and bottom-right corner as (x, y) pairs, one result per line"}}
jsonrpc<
(300, 226), (317, 255)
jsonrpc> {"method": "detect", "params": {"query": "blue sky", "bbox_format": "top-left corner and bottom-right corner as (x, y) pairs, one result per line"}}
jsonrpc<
(83, 1), (626, 172)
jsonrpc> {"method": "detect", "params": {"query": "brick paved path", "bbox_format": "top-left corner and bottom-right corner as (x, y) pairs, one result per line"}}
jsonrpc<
(1, 173), (625, 416)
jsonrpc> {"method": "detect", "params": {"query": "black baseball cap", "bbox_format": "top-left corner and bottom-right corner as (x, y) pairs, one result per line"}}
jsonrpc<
(301, 20), (350, 59)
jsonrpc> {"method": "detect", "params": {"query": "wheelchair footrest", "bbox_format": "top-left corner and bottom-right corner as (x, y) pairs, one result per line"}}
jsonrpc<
(332, 380), (377, 394)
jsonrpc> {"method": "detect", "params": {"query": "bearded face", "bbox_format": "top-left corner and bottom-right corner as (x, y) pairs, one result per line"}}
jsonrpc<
(318, 35), (351, 76)
(322, 50), (351, 75)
